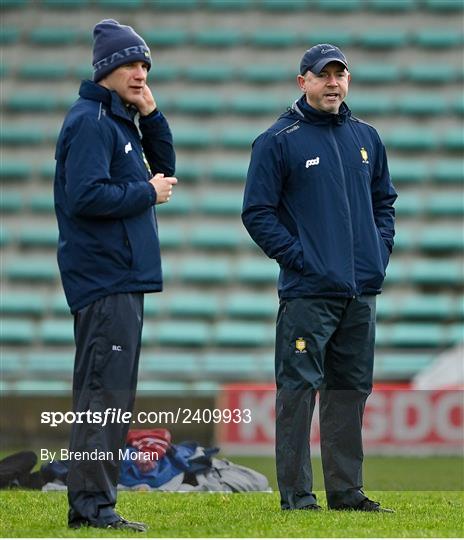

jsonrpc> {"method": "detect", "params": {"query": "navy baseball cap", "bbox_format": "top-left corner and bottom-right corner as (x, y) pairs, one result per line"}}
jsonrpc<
(300, 43), (348, 75)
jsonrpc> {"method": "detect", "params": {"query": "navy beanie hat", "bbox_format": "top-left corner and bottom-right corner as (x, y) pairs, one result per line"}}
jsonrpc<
(92, 19), (151, 82)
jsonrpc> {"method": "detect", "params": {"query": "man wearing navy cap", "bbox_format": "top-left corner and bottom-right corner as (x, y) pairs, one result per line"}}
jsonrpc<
(54, 19), (177, 531)
(242, 44), (396, 512)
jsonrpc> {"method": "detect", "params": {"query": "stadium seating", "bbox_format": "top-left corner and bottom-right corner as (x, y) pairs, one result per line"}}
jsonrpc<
(1, 0), (463, 393)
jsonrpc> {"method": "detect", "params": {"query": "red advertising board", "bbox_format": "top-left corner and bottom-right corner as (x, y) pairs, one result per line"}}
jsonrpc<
(217, 383), (463, 455)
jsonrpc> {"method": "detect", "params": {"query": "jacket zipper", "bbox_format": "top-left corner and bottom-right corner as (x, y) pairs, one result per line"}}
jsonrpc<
(330, 123), (357, 297)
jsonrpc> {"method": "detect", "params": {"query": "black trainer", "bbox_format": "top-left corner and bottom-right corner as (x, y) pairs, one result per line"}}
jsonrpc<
(300, 504), (322, 511)
(333, 498), (394, 513)
(107, 517), (148, 532)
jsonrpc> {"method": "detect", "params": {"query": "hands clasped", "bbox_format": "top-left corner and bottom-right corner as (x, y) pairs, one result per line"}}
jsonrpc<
(150, 173), (178, 204)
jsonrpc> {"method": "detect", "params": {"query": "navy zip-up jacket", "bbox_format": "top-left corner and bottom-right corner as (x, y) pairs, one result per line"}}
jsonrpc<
(242, 96), (397, 299)
(54, 80), (175, 313)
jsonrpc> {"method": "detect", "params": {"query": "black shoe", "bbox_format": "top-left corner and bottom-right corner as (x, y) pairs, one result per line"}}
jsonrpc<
(333, 498), (394, 513)
(300, 504), (322, 511)
(107, 517), (148, 532)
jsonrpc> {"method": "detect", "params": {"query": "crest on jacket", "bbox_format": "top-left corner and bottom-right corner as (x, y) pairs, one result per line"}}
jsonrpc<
(295, 338), (307, 353)
(360, 147), (369, 164)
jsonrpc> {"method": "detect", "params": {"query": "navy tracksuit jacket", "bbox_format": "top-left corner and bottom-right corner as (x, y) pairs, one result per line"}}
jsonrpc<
(242, 96), (397, 299)
(54, 80), (175, 313)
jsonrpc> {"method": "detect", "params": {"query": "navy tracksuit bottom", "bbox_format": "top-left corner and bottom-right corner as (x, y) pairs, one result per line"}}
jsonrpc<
(67, 292), (144, 527)
(275, 296), (376, 510)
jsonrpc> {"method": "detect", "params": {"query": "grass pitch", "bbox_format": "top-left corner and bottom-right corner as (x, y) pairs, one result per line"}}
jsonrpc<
(0, 456), (463, 537)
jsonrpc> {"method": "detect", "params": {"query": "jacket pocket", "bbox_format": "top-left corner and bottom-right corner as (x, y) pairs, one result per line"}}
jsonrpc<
(376, 228), (390, 271)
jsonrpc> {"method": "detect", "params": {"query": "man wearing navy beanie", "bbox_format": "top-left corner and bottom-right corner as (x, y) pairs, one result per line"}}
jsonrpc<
(54, 19), (177, 532)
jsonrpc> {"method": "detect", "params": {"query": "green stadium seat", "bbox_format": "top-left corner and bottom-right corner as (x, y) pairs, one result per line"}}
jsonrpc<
(0, 293), (46, 316)
(39, 319), (74, 344)
(406, 65), (456, 84)
(29, 194), (54, 214)
(173, 93), (224, 114)
(0, 319), (35, 344)
(394, 193), (423, 216)
(96, 0), (143, 8)
(142, 295), (162, 317)
(384, 260), (406, 284)
(358, 30), (408, 49)
(220, 127), (260, 149)
(4, 380), (69, 395)
(351, 64), (401, 84)
(18, 64), (69, 79)
(0, 162), (31, 181)
(26, 352), (73, 375)
(194, 29), (243, 47)
(1, 127), (44, 146)
(424, 0), (463, 10)
(158, 226), (185, 249)
(189, 226), (243, 250)
(236, 259), (279, 284)
(4, 257), (59, 282)
(210, 160), (249, 183)
(205, 0), (252, 10)
(304, 30), (354, 47)
(448, 324), (464, 345)
(392, 228), (415, 250)
(185, 65), (234, 83)
(155, 192), (192, 215)
(410, 260), (462, 286)
(399, 295), (453, 320)
(375, 354), (434, 379)
(348, 94), (393, 116)
(50, 294), (70, 315)
(231, 94), (283, 115)
(415, 29), (463, 48)
(150, 64), (179, 82)
(419, 228), (464, 252)
(260, 0), (309, 10)
(174, 161), (203, 183)
(425, 193), (464, 216)
(150, 0), (198, 9)
(29, 27), (81, 45)
(0, 227), (11, 247)
(388, 323), (446, 347)
(202, 354), (257, 378)
(453, 95), (464, 116)
(389, 160), (428, 184)
(240, 65), (293, 83)
(1, 353), (25, 376)
(198, 191), (243, 215)
(148, 321), (211, 347)
(174, 128), (213, 148)
(376, 295), (398, 319)
(42, 0), (88, 7)
(0, 191), (23, 213)
(178, 258), (231, 284)
(249, 29), (299, 48)
(2, 0), (28, 7)
(74, 64), (93, 80)
(225, 293), (277, 319)
(368, 0), (415, 11)
(385, 129), (437, 151)
(143, 29), (188, 47)
(18, 226), (58, 247)
(214, 322), (273, 347)
(5, 93), (60, 112)
(317, 0), (361, 10)
(433, 161), (463, 183)
(166, 294), (220, 319)
(38, 162), (55, 181)
(443, 130), (464, 151)
(141, 354), (199, 377)
(397, 95), (448, 116)
(0, 28), (20, 44)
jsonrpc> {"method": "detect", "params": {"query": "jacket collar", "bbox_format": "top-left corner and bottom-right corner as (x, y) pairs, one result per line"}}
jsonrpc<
(78, 80), (137, 122)
(291, 94), (351, 126)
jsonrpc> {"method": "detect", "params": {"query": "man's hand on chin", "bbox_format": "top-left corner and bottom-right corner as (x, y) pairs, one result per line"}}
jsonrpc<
(132, 85), (157, 116)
